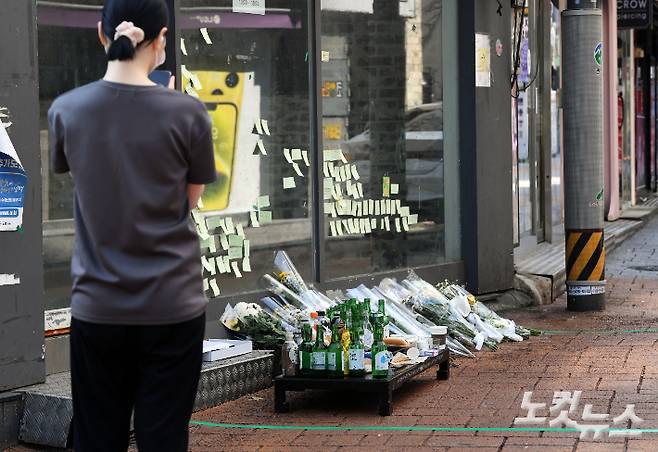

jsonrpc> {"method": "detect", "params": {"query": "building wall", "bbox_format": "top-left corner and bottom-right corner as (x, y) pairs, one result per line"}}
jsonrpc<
(0, 0), (45, 392)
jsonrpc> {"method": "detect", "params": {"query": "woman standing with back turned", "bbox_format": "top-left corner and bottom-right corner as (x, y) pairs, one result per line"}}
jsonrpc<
(48, 0), (215, 450)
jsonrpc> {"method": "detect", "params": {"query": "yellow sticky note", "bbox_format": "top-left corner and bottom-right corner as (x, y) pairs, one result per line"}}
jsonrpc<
(283, 177), (296, 189)
(336, 221), (344, 236)
(382, 176), (391, 198)
(374, 201), (380, 216)
(357, 183), (364, 199)
(323, 162), (330, 178)
(209, 279), (220, 296)
(321, 51), (330, 62)
(200, 27), (212, 44)
(371, 218), (377, 229)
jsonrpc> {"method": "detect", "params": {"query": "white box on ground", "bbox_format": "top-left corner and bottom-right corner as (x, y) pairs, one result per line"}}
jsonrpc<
(202, 339), (253, 362)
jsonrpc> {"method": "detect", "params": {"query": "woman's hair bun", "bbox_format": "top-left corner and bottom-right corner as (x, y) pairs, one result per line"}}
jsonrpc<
(107, 35), (136, 61)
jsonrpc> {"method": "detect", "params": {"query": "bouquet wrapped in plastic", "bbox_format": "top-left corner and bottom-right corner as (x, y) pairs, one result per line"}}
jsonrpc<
(221, 302), (286, 350)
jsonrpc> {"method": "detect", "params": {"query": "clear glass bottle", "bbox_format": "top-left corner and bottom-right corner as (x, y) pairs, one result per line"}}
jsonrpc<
(281, 331), (298, 377)
(378, 299), (390, 338)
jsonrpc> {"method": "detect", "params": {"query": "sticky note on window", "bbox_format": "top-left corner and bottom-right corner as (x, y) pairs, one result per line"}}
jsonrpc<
(196, 224), (210, 241)
(399, 206), (410, 217)
(292, 148), (302, 160)
(228, 246), (243, 260)
(351, 164), (360, 180)
(321, 51), (330, 62)
(293, 162), (304, 177)
(328, 162), (336, 178)
(371, 218), (377, 229)
(225, 217), (235, 234)
(257, 195), (270, 209)
(235, 223), (245, 237)
(200, 27), (212, 45)
(323, 162), (330, 178)
(357, 183), (364, 199)
(336, 221), (344, 236)
(216, 256), (227, 274)
(330, 221), (337, 236)
(255, 138), (267, 155)
(206, 216), (223, 231)
(325, 202), (337, 217)
(408, 214), (418, 225)
(254, 118), (264, 135)
(250, 211), (260, 228)
(283, 177), (296, 189)
(323, 184), (333, 200)
(259, 210), (273, 224)
(395, 200), (402, 214)
(242, 257), (252, 272)
(391, 184), (399, 195)
(209, 279), (221, 297)
(323, 149), (344, 162)
(395, 217), (402, 233)
(201, 255), (216, 275)
(232, 261), (243, 278)
(402, 217), (410, 231)
(384, 216), (391, 231)
(382, 176), (391, 198)
(209, 236), (217, 254)
(243, 240), (250, 257)
(261, 120), (271, 136)
(228, 234), (244, 247)
(203, 278), (209, 291)
(181, 38), (188, 56)
(284, 148), (293, 164)
(374, 201), (381, 216)
(220, 234), (229, 251)
(302, 150), (310, 167)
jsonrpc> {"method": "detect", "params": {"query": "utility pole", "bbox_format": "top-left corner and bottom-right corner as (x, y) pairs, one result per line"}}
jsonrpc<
(562, 0), (606, 311)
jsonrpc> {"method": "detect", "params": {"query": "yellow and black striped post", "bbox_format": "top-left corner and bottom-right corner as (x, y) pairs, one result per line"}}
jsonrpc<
(565, 230), (606, 310)
(562, 5), (605, 311)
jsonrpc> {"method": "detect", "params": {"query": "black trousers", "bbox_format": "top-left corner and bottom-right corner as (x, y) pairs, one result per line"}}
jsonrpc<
(70, 314), (205, 452)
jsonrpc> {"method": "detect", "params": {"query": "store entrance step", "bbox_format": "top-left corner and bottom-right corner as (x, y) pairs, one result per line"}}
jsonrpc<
(14, 350), (274, 448)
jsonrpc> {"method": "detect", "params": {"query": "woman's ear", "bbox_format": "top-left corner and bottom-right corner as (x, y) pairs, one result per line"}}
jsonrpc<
(155, 27), (168, 51)
(97, 21), (109, 49)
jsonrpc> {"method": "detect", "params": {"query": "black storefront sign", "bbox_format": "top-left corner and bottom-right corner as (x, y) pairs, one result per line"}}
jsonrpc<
(618, 0), (653, 29)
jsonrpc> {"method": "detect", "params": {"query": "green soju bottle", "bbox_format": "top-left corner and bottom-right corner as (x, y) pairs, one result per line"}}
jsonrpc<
(371, 323), (389, 378)
(299, 323), (314, 377)
(378, 299), (390, 337)
(361, 302), (374, 351)
(327, 322), (344, 378)
(348, 326), (366, 377)
(311, 321), (327, 377)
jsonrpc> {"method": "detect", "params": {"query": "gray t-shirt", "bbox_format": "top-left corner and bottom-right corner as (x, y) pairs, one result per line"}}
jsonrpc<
(48, 80), (216, 325)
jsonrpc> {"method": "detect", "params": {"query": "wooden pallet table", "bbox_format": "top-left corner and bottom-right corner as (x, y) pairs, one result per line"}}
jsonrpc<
(274, 348), (449, 416)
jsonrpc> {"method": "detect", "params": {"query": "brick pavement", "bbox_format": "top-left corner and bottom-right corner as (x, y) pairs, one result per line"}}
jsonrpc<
(188, 216), (658, 451)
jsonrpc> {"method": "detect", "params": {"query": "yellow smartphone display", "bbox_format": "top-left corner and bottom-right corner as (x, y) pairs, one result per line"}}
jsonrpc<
(182, 71), (245, 211)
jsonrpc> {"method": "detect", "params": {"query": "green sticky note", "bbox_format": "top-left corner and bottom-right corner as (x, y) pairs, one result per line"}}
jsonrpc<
(257, 195), (270, 209)
(228, 234), (244, 247)
(259, 210), (273, 224)
(228, 246), (243, 260)
(206, 216), (224, 231)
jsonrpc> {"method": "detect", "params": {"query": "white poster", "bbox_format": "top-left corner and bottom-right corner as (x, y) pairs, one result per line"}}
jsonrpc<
(233, 0), (266, 15)
(0, 125), (27, 232)
(475, 33), (491, 88)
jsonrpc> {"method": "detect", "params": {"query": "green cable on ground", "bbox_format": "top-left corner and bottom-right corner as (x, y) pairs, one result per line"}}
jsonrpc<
(189, 420), (658, 434)
(541, 327), (658, 335)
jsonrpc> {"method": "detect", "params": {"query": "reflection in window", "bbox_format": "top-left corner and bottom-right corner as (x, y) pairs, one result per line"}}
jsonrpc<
(180, 0), (313, 296)
(38, 1), (106, 310)
(321, 0), (447, 279)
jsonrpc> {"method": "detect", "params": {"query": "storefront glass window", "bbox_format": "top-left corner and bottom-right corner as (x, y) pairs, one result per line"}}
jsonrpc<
(180, 0), (313, 295)
(320, 0), (447, 279)
(38, 0), (106, 311)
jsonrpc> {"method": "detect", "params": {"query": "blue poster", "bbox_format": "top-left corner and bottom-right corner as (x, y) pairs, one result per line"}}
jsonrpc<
(0, 126), (27, 232)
